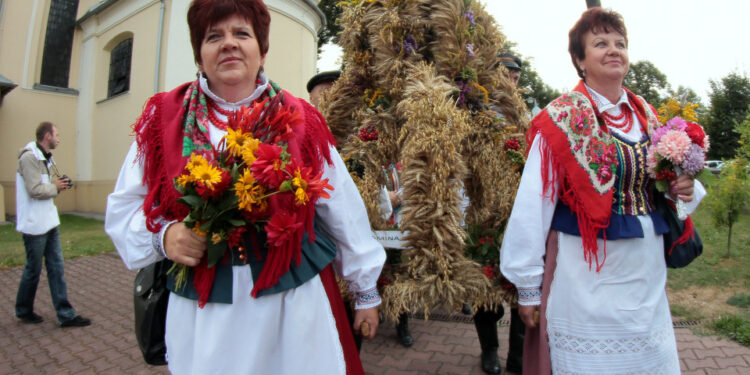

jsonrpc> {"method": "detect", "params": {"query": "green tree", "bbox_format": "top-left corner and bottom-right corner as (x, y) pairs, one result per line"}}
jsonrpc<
(705, 72), (750, 159)
(735, 106), (750, 159)
(502, 43), (561, 109)
(703, 159), (750, 256)
(317, 0), (343, 49)
(622, 60), (669, 105)
(667, 85), (707, 118)
(518, 64), (562, 110)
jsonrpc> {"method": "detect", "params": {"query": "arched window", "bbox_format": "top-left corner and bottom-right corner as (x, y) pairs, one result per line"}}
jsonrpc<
(39, 0), (79, 88)
(107, 38), (132, 97)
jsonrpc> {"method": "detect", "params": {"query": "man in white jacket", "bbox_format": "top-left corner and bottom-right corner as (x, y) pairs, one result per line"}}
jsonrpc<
(14, 122), (90, 327)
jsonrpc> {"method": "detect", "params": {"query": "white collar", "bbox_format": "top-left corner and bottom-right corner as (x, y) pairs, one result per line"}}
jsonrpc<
(199, 73), (269, 108)
(584, 83), (631, 114)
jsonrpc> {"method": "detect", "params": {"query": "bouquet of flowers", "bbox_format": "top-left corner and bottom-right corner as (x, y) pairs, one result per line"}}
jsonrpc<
(646, 116), (709, 219)
(173, 94), (333, 304)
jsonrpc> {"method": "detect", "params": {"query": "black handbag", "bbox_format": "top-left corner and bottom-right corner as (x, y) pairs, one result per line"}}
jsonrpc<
(133, 260), (170, 366)
(653, 192), (703, 268)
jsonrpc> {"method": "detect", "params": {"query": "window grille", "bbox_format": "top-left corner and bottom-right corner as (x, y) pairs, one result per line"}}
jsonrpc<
(107, 38), (132, 98)
(39, 0), (79, 88)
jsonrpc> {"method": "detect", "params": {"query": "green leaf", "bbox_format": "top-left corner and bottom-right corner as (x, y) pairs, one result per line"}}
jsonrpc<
(228, 219), (246, 226)
(199, 221), (212, 232)
(178, 195), (205, 208)
(206, 240), (227, 267)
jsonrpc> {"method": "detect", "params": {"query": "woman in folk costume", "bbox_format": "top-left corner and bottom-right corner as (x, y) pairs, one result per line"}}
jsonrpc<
(104, 0), (385, 373)
(500, 7), (705, 375)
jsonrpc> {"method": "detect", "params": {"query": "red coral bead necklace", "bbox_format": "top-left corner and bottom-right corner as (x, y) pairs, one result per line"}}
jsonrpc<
(601, 103), (633, 133)
(206, 99), (234, 130)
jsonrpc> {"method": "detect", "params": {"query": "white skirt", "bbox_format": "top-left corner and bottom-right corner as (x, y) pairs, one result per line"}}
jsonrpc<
(546, 216), (680, 375)
(165, 265), (346, 375)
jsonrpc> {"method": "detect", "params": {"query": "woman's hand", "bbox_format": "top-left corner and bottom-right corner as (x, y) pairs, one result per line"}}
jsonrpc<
(353, 307), (379, 340)
(669, 174), (694, 202)
(519, 304), (540, 329)
(164, 222), (207, 266)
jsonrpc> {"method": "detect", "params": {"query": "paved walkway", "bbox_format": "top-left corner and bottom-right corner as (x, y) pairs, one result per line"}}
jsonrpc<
(0, 253), (748, 374)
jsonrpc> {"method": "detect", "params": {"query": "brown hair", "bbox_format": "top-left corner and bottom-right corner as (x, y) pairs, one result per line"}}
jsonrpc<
(36, 121), (54, 142)
(187, 0), (271, 64)
(568, 7), (628, 79)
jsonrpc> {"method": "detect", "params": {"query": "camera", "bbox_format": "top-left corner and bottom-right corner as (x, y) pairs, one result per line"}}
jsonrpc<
(61, 174), (74, 188)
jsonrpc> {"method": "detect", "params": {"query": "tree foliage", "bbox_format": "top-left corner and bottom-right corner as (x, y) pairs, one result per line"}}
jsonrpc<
(317, 0), (343, 49)
(518, 65), (562, 111)
(705, 72), (750, 159)
(703, 159), (750, 256)
(667, 85), (707, 118)
(622, 60), (669, 106)
(503, 43), (561, 110)
(735, 106), (750, 160)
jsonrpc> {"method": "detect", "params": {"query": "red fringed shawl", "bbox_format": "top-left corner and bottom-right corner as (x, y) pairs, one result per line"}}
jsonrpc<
(526, 81), (660, 271)
(133, 80), (335, 304)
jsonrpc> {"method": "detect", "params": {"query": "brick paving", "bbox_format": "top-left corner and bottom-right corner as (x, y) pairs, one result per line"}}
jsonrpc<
(0, 253), (748, 374)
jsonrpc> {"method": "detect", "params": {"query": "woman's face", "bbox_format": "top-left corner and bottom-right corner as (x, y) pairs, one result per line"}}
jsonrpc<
(576, 30), (629, 86)
(198, 14), (266, 95)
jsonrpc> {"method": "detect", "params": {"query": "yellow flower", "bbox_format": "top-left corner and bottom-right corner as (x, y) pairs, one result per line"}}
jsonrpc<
(658, 98), (699, 123)
(211, 232), (223, 245)
(225, 128), (257, 158)
(235, 169), (266, 211)
(294, 187), (309, 205)
(176, 174), (193, 187)
(368, 88), (383, 107)
(190, 163), (223, 190)
(240, 138), (260, 165)
(292, 169), (308, 190)
(186, 153), (208, 172)
(472, 83), (490, 104)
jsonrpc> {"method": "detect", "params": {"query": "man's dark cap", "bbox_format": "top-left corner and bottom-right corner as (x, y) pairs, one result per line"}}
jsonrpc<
(306, 70), (341, 93)
(498, 52), (522, 71)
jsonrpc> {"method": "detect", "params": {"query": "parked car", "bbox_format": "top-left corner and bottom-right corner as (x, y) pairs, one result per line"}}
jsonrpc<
(704, 160), (725, 174)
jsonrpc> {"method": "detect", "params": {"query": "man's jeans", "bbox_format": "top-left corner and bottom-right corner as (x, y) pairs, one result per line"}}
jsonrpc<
(15, 227), (76, 322)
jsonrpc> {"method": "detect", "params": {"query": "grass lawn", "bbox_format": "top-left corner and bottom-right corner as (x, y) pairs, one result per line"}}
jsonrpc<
(0, 214), (115, 269)
(666, 172), (750, 345)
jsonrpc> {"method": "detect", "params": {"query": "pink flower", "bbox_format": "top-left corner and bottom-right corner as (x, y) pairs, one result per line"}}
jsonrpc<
(665, 117), (688, 131)
(655, 130), (692, 164)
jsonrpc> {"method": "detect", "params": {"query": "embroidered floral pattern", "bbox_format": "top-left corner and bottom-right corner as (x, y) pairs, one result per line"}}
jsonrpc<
(546, 92), (619, 193)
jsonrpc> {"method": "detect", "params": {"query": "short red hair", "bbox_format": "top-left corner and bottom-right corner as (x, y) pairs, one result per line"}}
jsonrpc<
(568, 7), (628, 79)
(187, 0), (271, 64)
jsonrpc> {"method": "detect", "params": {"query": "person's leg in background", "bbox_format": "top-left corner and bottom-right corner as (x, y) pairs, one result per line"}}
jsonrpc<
(474, 305), (504, 375)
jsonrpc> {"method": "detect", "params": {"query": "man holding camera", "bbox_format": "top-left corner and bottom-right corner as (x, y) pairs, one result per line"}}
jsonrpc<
(14, 121), (90, 327)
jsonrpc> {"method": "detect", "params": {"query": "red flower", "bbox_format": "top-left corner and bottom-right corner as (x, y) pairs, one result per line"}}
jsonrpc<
(265, 212), (303, 249)
(482, 264), (497, 279)
(250, 143), (286, 188)
(504, 138), (520, 151)
(685, 122), (706, 149)
(656, 170), (677, 181)
(358, 126), (378, 142)
(227, 226), (247, 249)
(285, 163), (334, 204)
(195, 169), (232, 200)
(227, 100), (265, 133)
